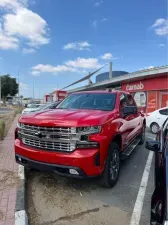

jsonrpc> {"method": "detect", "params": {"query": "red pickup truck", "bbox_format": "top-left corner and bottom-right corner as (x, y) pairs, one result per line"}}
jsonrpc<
(15, 90), (146, 188)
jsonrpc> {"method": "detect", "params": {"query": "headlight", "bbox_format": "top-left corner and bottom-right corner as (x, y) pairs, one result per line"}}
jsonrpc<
(77, 126), (101, 134)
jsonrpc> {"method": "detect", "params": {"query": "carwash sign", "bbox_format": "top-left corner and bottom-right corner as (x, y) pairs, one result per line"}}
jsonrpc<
(122, 76), (168, 92)
(126, 82), (144, 91)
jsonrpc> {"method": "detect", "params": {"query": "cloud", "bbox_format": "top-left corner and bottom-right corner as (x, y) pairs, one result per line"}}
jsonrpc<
(66, 57), (102, 69)
(0, 0), (50, 50)
(101, 18), (108, 22)
(101, 53), (113, 60)
(152, 18), (166, 28)
(32, 57), (103, 75)
(94, 1), (103, 7)
(32, 64), (81, 74)
(140, 66), (154, 70)
(147, 66), (154, 69)
(23, 48), (36, 54)
(20, 82), (28, 89)
(92, 17), (108, 29)
(0, 0), (21, 11)
(151, 18), (168, 36)
(0, 24), (19, 49)
(31, 71), (40, 76)
(63, 41), (91, 51)
(92, 20), (98, 28)
(4, 7), (49, 47)
(158, 44), (165, 47)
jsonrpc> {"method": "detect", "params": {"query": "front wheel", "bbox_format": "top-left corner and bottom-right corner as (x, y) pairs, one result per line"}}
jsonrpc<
(100, 142), (120, 188)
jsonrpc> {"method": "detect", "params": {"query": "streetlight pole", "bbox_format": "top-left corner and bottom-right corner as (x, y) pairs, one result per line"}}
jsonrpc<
(18, 70), (20, 103)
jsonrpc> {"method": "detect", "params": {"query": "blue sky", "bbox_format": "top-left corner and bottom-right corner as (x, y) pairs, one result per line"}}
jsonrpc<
(0, 0), (167, 98)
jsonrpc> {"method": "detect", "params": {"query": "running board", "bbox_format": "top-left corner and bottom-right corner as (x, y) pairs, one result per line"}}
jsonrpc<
(121, 138), (140, 160)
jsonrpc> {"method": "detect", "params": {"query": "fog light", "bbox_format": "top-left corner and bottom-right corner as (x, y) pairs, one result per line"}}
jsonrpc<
(76, 142), (99, 149)
(69, 169), (79, 175)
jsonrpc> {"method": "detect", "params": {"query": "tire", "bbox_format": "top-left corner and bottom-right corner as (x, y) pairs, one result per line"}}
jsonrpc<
(139, 125), (145, 145)
(100, 142), (120, 188)
(150, 122), (160, 134)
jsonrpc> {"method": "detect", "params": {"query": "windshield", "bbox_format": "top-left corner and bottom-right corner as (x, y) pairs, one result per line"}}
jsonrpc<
(57, 93), (116, 111)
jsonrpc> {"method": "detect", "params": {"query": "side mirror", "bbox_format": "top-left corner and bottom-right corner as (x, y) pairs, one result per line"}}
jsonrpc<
(145, 140), (160, 152)
(123, 106), (137, 115)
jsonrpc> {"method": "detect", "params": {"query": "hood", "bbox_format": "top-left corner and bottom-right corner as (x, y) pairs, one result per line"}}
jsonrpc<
(19, 109), (115, 127)
(22, 108), (40, 113)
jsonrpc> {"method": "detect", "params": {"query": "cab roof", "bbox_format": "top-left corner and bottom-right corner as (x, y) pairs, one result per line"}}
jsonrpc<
(72, 90), (130, 95)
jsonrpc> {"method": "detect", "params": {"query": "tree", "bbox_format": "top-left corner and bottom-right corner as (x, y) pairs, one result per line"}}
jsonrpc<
(1, 75), (18, 100)
(10, 77), (19, 96)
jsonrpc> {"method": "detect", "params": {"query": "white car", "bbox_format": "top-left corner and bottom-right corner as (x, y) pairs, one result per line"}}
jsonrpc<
(146, 107), (168, 133)
(22, 104), (43, 114)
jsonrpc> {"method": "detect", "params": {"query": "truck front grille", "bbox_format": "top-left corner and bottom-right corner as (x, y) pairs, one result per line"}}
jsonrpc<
(18, 123), (76, 152)
(22, 137), (75, 152)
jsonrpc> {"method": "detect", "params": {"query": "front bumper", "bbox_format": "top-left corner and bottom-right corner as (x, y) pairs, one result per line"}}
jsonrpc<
(16, 154), (89, 178)
(15, 139), (104, 177)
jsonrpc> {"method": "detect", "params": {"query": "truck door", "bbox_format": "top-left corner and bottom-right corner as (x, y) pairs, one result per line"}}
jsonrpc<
(126, 94), (141, 141)
(119, 93), (131, 149)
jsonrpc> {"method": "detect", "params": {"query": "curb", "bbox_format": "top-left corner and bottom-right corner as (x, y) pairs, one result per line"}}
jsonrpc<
(15, 165), (28, 225)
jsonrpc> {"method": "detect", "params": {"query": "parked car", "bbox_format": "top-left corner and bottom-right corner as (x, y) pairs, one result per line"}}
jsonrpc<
(15, 90), (146, 188)
(146, 107), (168, 134)
(37, 101), (61, 112)
(146, 118), (168, 225)
(27, 101), (41, 108)
(22, 104), (43, 114)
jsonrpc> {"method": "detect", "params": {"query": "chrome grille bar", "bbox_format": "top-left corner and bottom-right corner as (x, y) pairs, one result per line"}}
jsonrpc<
(19, 124), (76, 134)
(18, 131), (76, 143)
(18, 123), (77, 152)
(22, 138), (75, 152)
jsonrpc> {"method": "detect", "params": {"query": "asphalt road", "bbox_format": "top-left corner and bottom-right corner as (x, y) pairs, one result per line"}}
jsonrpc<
(26, 130), (155, 225)
(0, 108), (12, 114)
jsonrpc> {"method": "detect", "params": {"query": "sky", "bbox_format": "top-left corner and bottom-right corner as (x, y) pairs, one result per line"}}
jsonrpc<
(0, 0), (167, 98)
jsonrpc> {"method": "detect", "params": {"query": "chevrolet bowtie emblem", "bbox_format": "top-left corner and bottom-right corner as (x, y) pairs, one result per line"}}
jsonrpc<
(34, 132), (43, 138)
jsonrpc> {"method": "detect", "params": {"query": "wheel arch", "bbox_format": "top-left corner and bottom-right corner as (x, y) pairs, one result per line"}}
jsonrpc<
(111, 134), (122, 150)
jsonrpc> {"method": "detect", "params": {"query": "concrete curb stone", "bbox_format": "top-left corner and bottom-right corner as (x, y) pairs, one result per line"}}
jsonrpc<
(15, 165), (28, 225)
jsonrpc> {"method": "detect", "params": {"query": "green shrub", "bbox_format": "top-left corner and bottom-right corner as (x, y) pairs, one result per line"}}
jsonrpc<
(0, 119), (5, 140)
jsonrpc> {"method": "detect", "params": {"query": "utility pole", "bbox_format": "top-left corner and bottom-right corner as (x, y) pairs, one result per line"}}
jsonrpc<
(109, 62), (112, 79)
(18, 70), (20, 105)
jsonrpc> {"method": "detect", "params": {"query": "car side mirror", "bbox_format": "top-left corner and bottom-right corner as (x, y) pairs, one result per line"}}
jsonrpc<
(145, 140), (160, 152)
(123, 106), (137, 115)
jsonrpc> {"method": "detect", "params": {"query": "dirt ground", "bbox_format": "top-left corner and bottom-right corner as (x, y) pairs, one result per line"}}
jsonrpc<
(26, 131), (154, 225)
(26, 171), (131, 225)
